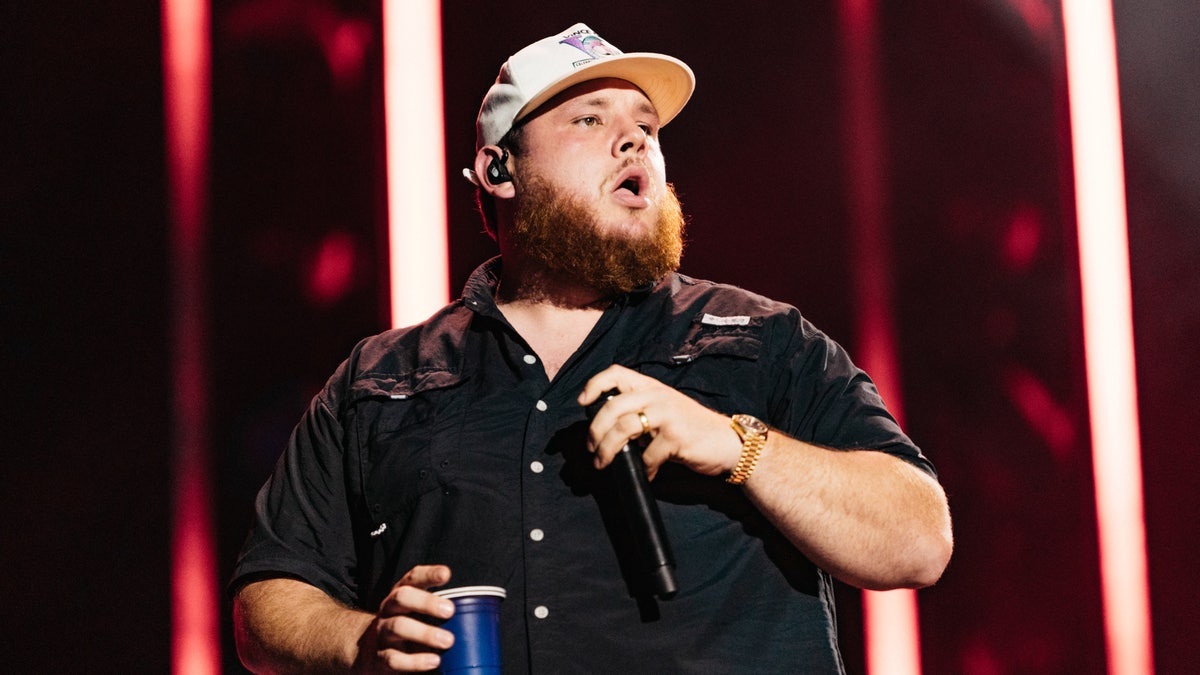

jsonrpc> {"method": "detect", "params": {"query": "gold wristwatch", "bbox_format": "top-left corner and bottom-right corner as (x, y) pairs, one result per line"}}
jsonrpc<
(727, 414), (768, 485)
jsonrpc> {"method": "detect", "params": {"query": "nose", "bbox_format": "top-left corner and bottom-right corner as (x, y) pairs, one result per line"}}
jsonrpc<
(614, 117), (647, 157)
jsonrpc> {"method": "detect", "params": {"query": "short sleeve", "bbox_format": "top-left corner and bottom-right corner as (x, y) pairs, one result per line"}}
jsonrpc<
(771, 315), (936, 478)
(229, 373), (361, 606)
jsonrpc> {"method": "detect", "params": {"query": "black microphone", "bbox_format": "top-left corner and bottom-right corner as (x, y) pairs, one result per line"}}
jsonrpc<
(588, 390), (677, 599)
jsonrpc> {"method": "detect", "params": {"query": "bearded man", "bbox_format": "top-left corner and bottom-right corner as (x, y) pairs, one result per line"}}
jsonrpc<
(231, 23), (952, 674)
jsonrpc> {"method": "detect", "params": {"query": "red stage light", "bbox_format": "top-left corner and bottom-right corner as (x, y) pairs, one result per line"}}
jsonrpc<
(1061, 1), (1154, 672)
(382, 0), (450, 328)
(163, 0), (219, 672)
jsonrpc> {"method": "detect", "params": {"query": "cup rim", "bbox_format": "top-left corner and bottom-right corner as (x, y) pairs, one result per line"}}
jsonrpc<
(434, 585), (507, 600)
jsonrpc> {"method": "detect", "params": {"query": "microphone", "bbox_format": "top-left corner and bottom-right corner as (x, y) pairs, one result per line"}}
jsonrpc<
(588, 390), (678, 599)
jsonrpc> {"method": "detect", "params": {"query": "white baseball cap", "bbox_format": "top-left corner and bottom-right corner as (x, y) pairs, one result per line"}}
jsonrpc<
(473, 23), (695, 151)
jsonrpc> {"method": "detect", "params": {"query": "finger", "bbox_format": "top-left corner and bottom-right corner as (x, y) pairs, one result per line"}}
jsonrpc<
(590, 384), (657, 432)
(593, 407), (656, 469)
(395, 564), (451, 589)
(640, 435), (676, 481)
(380, 584), (456, 621)
(585, 389), (644, 453)
(576, 364), (622, 407)
(375, 646), (443, 673)
(377, 614), (455, 652)
(577, 364), (643, 406)
(381, 564), (452, 617)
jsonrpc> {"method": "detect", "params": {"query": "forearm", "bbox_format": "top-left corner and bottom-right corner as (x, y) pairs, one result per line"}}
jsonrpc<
(234, 578), (374, 674)
(742, 434), (953, 590)
(576, 365), (952, 589)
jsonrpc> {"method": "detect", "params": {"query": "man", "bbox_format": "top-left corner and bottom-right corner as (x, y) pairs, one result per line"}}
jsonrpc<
(232, 23), (952, 674)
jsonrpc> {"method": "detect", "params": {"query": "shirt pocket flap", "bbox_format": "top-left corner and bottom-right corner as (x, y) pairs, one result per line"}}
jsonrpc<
(618, 319), (764, 399)
(346, 367), (466, 403)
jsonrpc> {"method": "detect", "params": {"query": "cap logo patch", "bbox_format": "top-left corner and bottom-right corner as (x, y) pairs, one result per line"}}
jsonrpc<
(559, 32), (619, 68)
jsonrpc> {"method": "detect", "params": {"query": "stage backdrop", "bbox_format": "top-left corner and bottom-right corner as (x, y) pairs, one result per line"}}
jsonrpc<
(4, 1), (1198, 672)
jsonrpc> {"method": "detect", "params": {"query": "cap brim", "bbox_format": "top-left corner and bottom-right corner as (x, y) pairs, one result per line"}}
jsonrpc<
(513, 52), (695, 129)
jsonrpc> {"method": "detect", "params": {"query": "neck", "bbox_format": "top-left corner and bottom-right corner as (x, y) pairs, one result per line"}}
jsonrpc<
(492, 251), (610, 382)
(495, 247), (614, 311)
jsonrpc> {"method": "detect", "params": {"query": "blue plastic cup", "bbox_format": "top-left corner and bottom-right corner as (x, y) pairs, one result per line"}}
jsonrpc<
(434, 586), (506, 674)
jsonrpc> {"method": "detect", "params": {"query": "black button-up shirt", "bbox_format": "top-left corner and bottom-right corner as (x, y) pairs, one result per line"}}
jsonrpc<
(233, 258), (934, 674)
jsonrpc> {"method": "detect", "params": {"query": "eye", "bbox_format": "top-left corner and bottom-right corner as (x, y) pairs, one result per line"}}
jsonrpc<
(638, 123), (655, 136)
(576, 116), (600, 127)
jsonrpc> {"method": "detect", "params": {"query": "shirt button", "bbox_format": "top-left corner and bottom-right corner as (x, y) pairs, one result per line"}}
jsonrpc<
(529, 528), (544, 542)
(530, 460), (544, 474)
(523, 354), (537, 364)
(535, 400), (548, 412)
(533, 605), (549, 619)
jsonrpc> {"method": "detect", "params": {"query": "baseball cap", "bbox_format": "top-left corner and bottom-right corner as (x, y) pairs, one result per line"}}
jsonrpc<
(473, 22), (695, 152)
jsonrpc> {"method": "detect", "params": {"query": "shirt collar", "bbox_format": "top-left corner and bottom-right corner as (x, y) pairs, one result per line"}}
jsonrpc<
(459, 256), (504, 317)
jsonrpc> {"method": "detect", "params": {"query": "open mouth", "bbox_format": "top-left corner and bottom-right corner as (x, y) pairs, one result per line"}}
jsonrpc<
(614, 167), (648, 199)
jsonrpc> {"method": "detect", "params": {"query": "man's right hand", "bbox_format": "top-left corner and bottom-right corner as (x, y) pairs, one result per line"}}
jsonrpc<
(353, 565), (457, 673)
(234, 566), (458, 674)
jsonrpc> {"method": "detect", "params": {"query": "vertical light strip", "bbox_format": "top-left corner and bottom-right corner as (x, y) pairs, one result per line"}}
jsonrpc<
(837, 1), (923, 673)
(162, 0), (219, 673)
(382, 0), (450, 329)
(1060, 2), (1154, 673)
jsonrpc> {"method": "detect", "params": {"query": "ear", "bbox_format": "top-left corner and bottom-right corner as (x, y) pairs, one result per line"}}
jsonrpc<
(473, 145), (516, 199)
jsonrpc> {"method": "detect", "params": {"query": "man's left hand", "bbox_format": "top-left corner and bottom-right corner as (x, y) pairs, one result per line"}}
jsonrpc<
(578, 364), (741, 480)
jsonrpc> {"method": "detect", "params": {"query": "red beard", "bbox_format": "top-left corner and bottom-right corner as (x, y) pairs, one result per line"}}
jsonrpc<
(508, 173), (687, 296)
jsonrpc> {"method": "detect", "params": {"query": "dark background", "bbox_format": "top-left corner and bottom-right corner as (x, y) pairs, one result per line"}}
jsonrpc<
(5, 1), (1198, 672)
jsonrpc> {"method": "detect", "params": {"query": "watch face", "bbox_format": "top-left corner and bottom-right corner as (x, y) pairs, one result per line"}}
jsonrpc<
(734, 414), (768, 435)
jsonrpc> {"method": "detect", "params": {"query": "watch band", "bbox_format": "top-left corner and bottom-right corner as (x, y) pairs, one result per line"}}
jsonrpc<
(726, 414), (768, 485)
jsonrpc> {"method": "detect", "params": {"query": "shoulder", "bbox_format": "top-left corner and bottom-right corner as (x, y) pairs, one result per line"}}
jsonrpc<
(356, 301), (473, 370)
(651, 273), (843, 365)
(319, 300), (474, 411)
(658, 272), (809, 331)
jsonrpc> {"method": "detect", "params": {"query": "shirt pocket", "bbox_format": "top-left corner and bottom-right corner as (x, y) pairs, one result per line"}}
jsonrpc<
(348, 372), (474, 605)
(617, 316), (765, 410)
(349, 370), (468, 523)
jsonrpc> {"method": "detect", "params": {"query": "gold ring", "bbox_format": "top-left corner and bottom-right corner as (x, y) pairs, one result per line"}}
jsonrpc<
(637, 411), (651, 437)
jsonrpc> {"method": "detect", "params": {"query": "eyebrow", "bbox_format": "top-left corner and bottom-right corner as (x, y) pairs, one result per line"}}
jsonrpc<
(573, 95), (660, 120)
